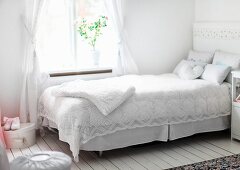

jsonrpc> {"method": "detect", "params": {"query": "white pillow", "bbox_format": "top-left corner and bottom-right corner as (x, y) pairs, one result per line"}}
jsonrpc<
(187, 50), (214, 64)
(173, 60), (205, 80)
(173, 60), (186, 74)
(201, 64), (231, 84)
(213, 50), (240, 83)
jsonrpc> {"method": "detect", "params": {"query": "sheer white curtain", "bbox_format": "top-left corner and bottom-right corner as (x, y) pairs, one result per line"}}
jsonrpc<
(37, 0), (74, 73)
(104, 0), (139, 75)
(20, 0), (48, 125)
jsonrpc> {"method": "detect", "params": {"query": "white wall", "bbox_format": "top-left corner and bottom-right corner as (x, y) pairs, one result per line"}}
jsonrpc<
(126, 0), (195, 74)
(0, 0), (24, 117)
(195, 0), (240, 22)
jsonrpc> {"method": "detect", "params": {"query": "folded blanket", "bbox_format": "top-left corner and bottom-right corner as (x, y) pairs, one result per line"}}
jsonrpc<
(52, 78), (135, 116)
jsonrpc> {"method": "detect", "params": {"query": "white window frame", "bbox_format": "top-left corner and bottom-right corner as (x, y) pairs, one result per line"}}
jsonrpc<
(49, 0), (113, 76)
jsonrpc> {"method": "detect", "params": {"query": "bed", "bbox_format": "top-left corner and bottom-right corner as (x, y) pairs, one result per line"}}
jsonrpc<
(38, 22), (240, 161)
(39, 73), (231, 160)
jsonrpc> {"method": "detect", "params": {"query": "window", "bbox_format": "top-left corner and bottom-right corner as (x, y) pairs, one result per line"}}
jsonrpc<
(37, 0), (117, 73)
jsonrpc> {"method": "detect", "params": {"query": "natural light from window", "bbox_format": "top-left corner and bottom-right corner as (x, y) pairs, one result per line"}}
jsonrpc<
(37, 0), (117, 73)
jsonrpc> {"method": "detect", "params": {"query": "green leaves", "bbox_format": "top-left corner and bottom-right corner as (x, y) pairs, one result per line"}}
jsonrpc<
(76, 15), (108, 50)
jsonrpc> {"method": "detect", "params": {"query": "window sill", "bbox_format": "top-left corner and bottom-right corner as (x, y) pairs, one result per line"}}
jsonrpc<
(49, 68), (113, 77)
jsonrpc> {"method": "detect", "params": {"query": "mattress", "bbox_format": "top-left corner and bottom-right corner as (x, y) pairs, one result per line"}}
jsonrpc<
(38, 73), (231, 159)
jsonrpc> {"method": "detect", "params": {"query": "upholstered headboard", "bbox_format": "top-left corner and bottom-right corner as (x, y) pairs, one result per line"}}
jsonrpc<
(193, 22), (240, 53)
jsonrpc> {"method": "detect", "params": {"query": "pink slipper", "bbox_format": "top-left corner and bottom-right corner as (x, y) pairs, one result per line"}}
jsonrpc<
(11, 117), (20, 130)
(2, 117), (8, 126)
(4, 118), (12, 131)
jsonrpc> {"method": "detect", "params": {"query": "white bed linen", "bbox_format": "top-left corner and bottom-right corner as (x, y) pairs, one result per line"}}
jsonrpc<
(52, 78), (136, 116)
(39, 74), (231, 160)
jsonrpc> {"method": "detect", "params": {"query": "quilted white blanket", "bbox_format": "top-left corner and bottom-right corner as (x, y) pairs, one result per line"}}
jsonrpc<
(52, 78), (135, 116)
(38, 74), (231, 160)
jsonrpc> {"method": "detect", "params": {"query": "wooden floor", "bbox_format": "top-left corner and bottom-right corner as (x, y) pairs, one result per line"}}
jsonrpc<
(7, 130), (240, 170)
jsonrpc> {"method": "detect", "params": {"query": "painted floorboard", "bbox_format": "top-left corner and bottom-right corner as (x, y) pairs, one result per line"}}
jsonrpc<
(7, 131), (240, 170)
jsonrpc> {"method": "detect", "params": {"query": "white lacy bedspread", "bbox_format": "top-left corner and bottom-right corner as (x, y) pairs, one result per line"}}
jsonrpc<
(52, 78), (135, 116)
(38, 74), (231, 160)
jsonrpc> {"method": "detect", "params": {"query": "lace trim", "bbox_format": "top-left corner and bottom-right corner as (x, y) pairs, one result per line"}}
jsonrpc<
(39, 101), (230, 144)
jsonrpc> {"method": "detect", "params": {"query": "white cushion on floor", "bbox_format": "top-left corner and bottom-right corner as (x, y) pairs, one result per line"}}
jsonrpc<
(10, 151), (71, 170)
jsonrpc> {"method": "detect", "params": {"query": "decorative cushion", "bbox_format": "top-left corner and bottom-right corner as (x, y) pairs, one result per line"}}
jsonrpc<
(187, 50), (214, 64)
(213, 50), (240, 83)
(178, 64), (204, 80)
(10, 151), (72, 170)
(201, 64), (231, 84)
(173, 60), (206, 74)
(173, 60), (206, 80)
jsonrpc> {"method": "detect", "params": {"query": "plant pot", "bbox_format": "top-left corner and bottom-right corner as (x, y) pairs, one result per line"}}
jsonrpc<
(91, 50), (100, 66)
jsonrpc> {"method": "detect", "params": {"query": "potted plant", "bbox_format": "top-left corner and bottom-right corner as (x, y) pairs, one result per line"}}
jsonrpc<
(76, 15), (108, 66)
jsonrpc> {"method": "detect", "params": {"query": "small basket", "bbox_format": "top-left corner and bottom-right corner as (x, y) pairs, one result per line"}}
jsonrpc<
(4, 123), (36, 149)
